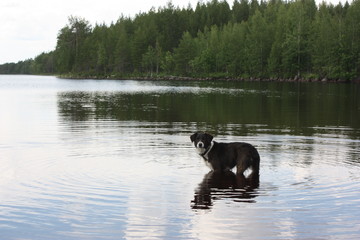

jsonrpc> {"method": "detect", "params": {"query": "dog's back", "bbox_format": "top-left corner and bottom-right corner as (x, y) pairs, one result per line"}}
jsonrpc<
(208, 141), (260, 175)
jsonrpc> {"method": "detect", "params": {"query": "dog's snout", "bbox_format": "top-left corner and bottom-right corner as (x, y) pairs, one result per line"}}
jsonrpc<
(197, 142), (204, 148)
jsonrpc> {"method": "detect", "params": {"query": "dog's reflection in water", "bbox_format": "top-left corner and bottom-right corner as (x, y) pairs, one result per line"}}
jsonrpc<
(191, 171), (259, 210)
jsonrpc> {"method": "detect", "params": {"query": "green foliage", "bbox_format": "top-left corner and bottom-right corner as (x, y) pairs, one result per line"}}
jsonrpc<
(232, 0), (250, 23)
(174, 32), (197, 74)
(1, 0), (360, 81)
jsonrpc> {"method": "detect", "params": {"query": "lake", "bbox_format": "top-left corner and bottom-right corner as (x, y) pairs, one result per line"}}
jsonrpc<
(0, 75), (359, 239)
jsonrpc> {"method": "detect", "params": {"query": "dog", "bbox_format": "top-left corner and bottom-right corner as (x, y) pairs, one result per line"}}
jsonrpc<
(190, 132), (260, 176)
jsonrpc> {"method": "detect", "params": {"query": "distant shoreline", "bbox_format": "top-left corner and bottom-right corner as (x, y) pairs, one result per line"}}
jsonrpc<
(57, 74), (358, 84)
(1, 73), (357, 83)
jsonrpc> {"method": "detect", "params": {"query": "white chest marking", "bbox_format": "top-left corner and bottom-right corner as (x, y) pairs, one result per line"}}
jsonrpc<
(202, 141), (214, 161)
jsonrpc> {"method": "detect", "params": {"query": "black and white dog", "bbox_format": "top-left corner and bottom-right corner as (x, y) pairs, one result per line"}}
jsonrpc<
(190, 132), (260, 176)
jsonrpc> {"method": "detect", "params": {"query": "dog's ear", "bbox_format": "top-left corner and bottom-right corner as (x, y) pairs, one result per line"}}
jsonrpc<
(205, 133), (213, 142)
(190, 132), (198, 142)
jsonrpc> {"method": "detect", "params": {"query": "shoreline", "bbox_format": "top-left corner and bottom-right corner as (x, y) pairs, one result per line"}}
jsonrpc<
(57, 74), (358, 83)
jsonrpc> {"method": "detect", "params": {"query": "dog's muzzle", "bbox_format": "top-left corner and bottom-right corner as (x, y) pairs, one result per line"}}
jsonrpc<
(197, 141), (204, 148)
(195, 141), (207, 155)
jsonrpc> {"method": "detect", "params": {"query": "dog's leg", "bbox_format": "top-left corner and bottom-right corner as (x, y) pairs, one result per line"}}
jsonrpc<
(236, 154), (251, 175)
(250, 153), (260, 176)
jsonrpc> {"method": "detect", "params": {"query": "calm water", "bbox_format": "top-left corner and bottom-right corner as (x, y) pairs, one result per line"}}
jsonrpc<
(0, 75), (360, 239)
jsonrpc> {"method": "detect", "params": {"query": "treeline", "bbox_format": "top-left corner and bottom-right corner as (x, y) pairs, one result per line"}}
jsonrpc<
(1, 0), (360, 81)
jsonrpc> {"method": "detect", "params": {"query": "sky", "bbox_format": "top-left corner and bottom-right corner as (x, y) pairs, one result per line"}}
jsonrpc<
(0, 0), (352, 64)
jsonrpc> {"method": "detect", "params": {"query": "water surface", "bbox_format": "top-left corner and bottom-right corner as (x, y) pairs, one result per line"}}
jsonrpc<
(0, 75), (359, 239)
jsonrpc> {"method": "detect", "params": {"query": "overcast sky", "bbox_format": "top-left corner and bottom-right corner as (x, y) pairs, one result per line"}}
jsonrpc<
(0, 0), (351, 64)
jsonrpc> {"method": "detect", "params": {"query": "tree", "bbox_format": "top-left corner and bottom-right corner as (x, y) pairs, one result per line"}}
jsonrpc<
(96, 43), (107, 74)
(232, 0), (250, 23)
(142, 46), (157, 75)
(174, 31), (197, 74)
(222, 22), (248, 75)
(245, 9), (271, 77)
(114, 20), (132, 74)
(161, 51), (175, 73)
(312, 3), (340, 78)
(267, 1), (287, 77)
(281, 0), (316, 77)
(55, 16), (91, 73)
(33, 51), (55, 73)
(344, 0), (360, 78)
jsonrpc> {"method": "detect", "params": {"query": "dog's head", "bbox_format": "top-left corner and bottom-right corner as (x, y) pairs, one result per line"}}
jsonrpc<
(190, 132), (214, 155)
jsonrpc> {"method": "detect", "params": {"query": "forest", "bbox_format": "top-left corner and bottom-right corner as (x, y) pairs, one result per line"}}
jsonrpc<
(1, 0), (359, 82)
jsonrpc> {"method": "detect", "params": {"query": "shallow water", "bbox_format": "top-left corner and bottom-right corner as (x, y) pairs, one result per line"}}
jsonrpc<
(0, 75), (359, 239)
